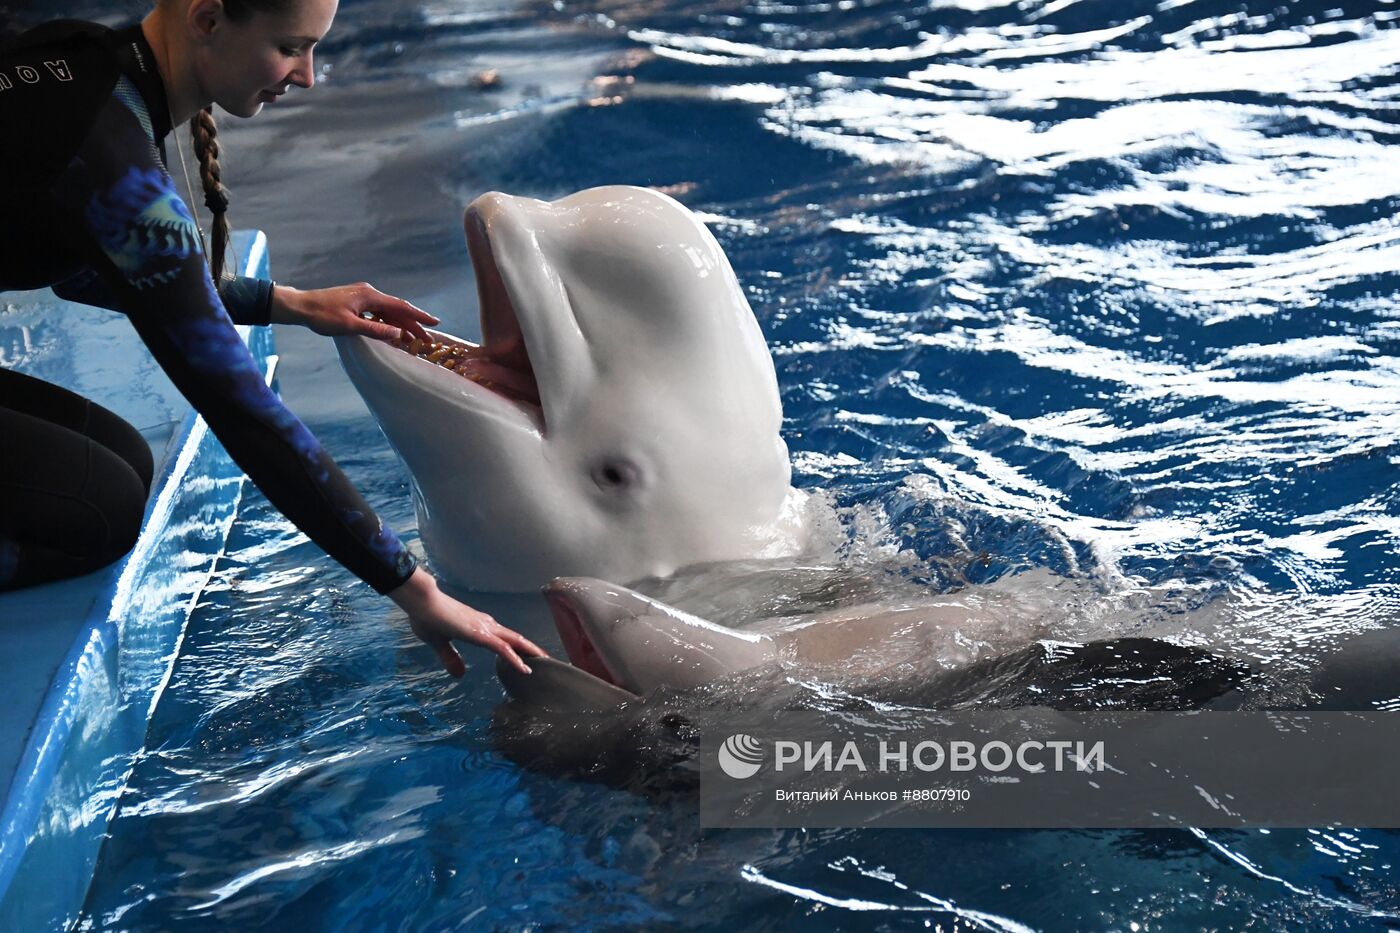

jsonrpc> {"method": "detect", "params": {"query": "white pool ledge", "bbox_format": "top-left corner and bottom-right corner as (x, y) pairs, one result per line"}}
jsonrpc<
(0, 232), (275, 929)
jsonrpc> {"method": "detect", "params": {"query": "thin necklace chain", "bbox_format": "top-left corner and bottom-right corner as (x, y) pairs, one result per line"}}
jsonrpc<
(154, 19), (209, 261)
(168, 111), (210, 260)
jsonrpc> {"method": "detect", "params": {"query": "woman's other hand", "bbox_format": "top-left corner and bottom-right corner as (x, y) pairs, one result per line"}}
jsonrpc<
(271, 282), (439, 343)
(388, 567), (547, 677)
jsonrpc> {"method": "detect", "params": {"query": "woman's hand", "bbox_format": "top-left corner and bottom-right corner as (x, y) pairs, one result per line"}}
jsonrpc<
(388, 567), (547, 677)
(271, 283), (439, 343)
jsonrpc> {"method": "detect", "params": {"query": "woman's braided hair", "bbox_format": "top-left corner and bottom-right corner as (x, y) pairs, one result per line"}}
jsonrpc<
(184, 0), (296, 285)
(189, 107), (231, 282)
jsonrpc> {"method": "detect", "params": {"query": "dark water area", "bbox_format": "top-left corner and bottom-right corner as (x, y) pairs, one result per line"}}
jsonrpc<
(14, 0), (1400, 928)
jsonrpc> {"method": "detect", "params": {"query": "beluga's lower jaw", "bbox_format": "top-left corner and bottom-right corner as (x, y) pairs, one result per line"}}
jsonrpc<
(337, 185), (807, 592)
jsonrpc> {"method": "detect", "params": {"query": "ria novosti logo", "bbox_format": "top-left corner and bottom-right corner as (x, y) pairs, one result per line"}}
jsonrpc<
(718, 733), (764, 779)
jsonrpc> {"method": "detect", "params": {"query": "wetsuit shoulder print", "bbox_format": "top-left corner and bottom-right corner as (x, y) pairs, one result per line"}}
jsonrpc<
(0, 21), (119, 191)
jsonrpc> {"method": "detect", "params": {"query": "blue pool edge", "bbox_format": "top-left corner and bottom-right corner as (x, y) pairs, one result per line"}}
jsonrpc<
(0, 232), (274, 928)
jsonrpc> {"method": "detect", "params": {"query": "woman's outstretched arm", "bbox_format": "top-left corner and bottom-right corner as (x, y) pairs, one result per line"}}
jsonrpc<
(48, 78), (543, 673)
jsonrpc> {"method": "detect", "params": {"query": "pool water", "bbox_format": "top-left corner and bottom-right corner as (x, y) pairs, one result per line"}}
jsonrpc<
(31, 0), (1400, 927)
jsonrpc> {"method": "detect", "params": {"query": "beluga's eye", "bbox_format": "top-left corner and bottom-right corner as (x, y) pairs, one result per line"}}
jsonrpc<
(591, 457), (642, 493)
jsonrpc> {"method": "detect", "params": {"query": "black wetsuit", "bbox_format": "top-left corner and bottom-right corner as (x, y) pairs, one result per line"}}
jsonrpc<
(0, 21), (416, 594)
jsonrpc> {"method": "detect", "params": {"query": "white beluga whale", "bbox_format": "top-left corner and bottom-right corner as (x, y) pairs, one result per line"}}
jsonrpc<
(336, 185), (806, 592)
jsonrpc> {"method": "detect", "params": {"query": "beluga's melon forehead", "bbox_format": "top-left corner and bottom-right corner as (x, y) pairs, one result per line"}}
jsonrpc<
(335, 185), (807, 592)
(473, 186), (781, 421)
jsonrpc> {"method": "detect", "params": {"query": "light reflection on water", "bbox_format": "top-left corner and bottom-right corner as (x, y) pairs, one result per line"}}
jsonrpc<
(30, 0), (1399, 927)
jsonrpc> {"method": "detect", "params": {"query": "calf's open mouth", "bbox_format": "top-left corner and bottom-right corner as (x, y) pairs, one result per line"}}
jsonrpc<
(544, 589), (622, 689)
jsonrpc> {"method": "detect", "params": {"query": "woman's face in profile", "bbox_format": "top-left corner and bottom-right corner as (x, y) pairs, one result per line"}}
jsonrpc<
(197, 0), (337, 118)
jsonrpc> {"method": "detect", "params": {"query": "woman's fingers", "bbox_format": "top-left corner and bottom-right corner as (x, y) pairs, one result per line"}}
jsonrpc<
(375, 309), (431, 343)
(356, 317), (409, 342)
(433, 639), (468, 678)
(457, 617), (544, 674)
(396, 569), (546, 677)
(362, 291), (439, 324)
(481, 626), (548, 675)
(287, 284), (441, 342)
(354, 290), (439, 343)
(498, 626), (547, 659)
(415, 616), (536, 676)
(487, 635), (533, 675)
(436, 611), (532, 675)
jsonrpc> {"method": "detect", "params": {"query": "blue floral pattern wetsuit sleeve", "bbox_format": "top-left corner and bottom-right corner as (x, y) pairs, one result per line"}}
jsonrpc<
(47, 77), (416, 593)
(54, 261), (275, 326)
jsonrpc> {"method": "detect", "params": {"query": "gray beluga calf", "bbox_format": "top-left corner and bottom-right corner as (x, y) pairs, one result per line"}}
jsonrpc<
(335, 186), (807, 592)
(497, 573), (1073, 707)
(496, 574), (1254, 716)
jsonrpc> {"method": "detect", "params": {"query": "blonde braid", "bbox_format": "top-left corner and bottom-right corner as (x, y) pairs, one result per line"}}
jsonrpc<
(190, 106), (231, 285)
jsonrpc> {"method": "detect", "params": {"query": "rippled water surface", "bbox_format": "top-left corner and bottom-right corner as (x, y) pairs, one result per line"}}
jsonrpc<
(27, 0), (1400, 927)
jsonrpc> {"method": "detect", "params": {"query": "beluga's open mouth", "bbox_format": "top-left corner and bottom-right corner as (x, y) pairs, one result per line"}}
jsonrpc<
(462, 204), (543, 409)
(375, 208), (544, 414)
(543, 582), (619, 687)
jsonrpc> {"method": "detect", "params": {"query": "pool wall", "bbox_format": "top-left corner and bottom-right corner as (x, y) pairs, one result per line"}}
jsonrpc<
(0, 233), (275, 930)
